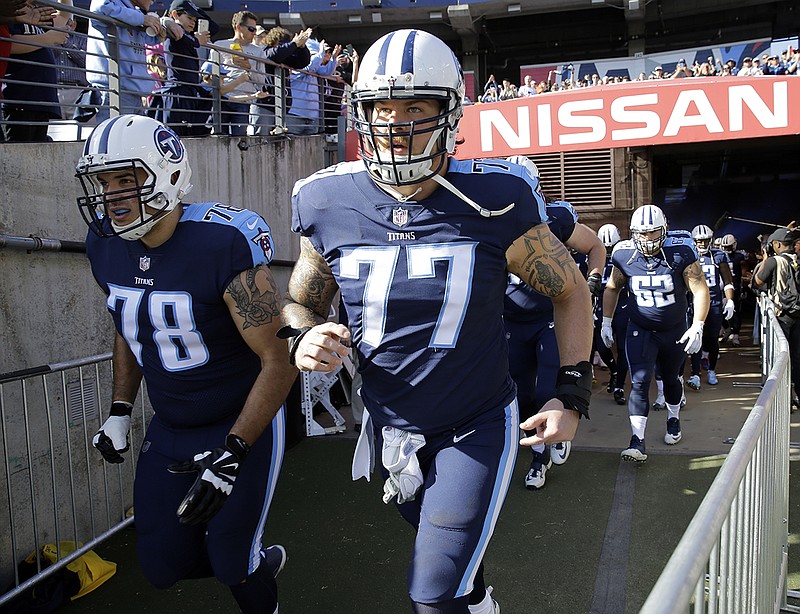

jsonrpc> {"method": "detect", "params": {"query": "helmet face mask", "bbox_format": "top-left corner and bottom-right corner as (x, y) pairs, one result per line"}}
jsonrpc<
(351, 29), (464, 187)
(630, 205), (668, 257)
(76, 115), (192, 241)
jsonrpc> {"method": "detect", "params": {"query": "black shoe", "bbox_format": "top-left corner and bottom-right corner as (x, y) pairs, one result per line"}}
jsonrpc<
(261, 545), (287, 578)
(621, 435), (647, 463)
(606, 372), (617, 393)
(613, 388), (626, 405)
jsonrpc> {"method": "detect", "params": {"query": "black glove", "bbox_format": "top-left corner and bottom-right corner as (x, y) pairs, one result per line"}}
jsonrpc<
(168, 434), (250, 526)
(92, 401), (133, 464)
(555, 361), (593, 419)
(587, 273), (603, 297)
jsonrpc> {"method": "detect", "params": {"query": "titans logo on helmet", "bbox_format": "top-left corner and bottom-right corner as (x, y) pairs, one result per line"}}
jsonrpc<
(154, 127), (185, 163)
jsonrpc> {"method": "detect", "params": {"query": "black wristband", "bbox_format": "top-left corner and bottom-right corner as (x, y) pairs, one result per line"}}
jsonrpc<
(276, 325), (313, 366)
(225, 433), (251, 461)
(555, 361), (593, 419)
(109, 401), (133, 417)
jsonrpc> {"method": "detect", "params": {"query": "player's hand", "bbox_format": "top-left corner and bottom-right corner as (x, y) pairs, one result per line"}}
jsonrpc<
(723, 298), (735, 320)
(678, 321), (704, 355)
(92, 401), (133, 464)
(169, 445), (243, 525)
(519, 398), (580, 447)
(293, 322), (351, 373)
(587, 273), (603, 297)
(600, 316), (614, 348)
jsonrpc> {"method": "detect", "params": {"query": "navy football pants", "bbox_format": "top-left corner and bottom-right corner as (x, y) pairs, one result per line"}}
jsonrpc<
(625, 321), (686, 417)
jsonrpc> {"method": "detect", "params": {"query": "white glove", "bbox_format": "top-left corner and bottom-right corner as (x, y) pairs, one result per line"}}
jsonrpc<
(381, 427), (426, 505)
(723, 298), (735, 320)
(92, 414), (131, 463)
(600, 316), (614, 348)
(678, 321), (704, 355)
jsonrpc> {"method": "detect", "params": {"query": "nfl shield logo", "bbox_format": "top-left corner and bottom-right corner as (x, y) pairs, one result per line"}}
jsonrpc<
(392, 207), (408, 228)
(139, 256), (151, 272)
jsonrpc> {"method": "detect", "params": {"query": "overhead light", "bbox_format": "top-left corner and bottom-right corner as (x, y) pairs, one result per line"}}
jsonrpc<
(348, 14), (362, 22)
(591, 0), (604, 4)
(507, 3), (521, 12)
(279, 12), (304, 27)
(261, 17), (276, 25)
(628, 0), (640, 8)
(372, 12), (382, 22)
(429, 10), (442, 19)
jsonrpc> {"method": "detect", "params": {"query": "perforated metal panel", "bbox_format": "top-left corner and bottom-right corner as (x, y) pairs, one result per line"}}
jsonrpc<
(66, 378), (99, 425)
(529, 149), (614, 211)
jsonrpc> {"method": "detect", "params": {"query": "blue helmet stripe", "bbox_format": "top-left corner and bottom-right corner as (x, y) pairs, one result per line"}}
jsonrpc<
(375, 32), (394, 76)
(400, 30), (416, 74)
(97, 116), (124, 154)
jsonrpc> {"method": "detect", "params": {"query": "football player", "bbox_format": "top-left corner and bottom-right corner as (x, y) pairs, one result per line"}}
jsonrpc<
(281, 29), (594, 614)
(719, 233), (745, 346)
(601, 205), (710, 463)
(76, 115), (297, 614)
(686, 225), (735, 389)
(503, 156), (605, 490)
(595, 223), (630, 405)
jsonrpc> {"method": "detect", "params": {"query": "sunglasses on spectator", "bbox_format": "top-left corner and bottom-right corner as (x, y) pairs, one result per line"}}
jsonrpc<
(244, 25), (257, 32)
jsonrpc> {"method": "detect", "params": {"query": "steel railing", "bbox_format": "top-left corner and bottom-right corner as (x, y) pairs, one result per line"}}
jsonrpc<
(0, 1), (351, 143)
(0, 354), (152, 607)
(640, 296), (792, 613)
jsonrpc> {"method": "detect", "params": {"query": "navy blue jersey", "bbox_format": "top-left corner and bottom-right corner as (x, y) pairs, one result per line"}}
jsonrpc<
(611, 231), (699, 331)
(598, 252), (628, 317)
(503, 201), (577, 322)
(86, 203), (275, 428)
(726, 250), (745, 290)
(292, 158), (547, 433)
(697, 248), (730, 309)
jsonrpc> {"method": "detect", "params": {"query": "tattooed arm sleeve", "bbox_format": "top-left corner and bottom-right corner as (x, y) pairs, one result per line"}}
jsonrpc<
(507, 222), (593, 366)
(282, 237), (341, 330)
(683, 260), (711, 324)
(223, 264), (298, 445)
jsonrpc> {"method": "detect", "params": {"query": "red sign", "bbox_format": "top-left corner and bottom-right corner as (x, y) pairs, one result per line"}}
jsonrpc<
(454, 76), (800, 159)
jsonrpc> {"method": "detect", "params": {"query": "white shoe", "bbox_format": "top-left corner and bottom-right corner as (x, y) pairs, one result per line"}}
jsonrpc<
(652, 395), (666, 411)
(664, 418), (682, 445)
(687, 375), (701, 391)
(550, 441), (571, 465)
(731, 334), (740, 346)
(524, 452), (551, 490)
(468, 585), (500, 613)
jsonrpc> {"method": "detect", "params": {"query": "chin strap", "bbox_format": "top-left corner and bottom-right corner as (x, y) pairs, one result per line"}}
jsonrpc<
(431, 174), (515, 218)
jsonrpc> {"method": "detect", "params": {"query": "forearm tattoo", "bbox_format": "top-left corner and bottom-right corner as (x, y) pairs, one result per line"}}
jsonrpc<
(517, 225), (578, 297)
(284, 239), (339, 326)
(226, 265), (281, 329)
(609, 266), (626, 289)
(684, 261), (705, 285)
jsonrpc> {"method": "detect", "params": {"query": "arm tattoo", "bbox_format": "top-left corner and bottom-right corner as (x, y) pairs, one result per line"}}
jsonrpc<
(609, 266), (626, 289)
(517, 225), (579, 297)
(284, 238), (339, 325)
(683, 261), (705, 284)
(226, 265), (281, 330)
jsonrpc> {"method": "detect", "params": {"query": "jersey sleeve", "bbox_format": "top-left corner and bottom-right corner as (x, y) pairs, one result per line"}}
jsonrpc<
(544, 201), (578, 243)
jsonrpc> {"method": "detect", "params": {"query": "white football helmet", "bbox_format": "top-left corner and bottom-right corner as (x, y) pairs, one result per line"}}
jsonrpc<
(630, 205), (668, 256)
(351, 29), (464, 186)
(691, 224), (714, 255)
(720, 233), (737, 251)
(597, 223), (621, 248)
(76, 115), (193, 240)
(506, 155), (539, 178)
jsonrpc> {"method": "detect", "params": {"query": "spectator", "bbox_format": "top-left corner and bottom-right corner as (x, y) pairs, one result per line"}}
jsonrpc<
(1, 0), (57, 89)
(207, 10), (265, 135)
(754, 228), (800, 409)
(635, 71), (647, 81)
(786, 49), (799, 75)
(499, 78), (517, 100)
(285, 37), (337, 135)
(670, 58), (693, 79)
(763, 55), (786, 76)
(1, 8), (67, 141)
(52, 14), (89, 120)
(259, 26), (311, 136)
(158, 0), (217, 136)
(517, 74), (535, 97)
(696, 62), (714, 77)
(479, 87), (498, 103)
(751, 57), (764, 75)
(650, 66), (665, 79)
(86, 0), (165, 121)
(253, 24), (266, 46)
(483, 73), (499, 96)
(737, 57), (759, 76)
(323, 44), (357, 142)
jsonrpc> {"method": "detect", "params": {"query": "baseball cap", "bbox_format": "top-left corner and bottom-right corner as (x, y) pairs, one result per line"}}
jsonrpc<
(653, 65), (663, 72)
(767, 228), (797, 243)
(678, 58), (686, 65)
(255, 25), (266, 35)
(169, 0), (203, 17)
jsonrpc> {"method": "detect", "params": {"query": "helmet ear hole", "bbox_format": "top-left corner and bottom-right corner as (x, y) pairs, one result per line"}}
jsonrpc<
(170, 171), (180, 186)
